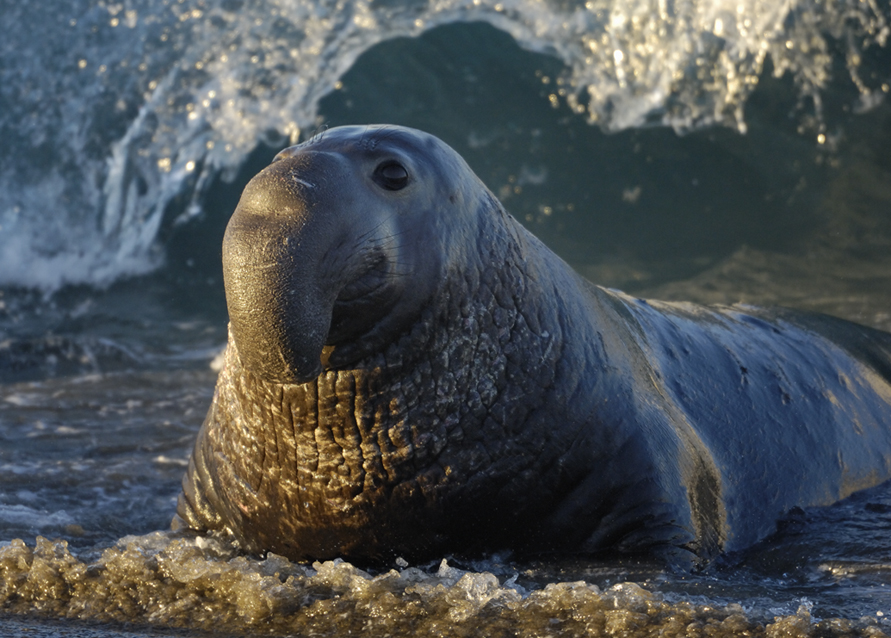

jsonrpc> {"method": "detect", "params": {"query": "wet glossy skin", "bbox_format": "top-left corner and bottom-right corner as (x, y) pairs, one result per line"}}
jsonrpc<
(175, 125), (891, 566)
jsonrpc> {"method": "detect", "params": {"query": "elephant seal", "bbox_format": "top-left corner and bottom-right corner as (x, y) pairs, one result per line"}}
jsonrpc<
(174, 124), (891, 566)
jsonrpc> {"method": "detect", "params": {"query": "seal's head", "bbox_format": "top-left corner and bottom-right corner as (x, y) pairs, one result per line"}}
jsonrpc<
(222, 125), (486, 384)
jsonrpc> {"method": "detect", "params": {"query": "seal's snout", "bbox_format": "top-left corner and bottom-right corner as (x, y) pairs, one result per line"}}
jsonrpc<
(222, 157), (336, 385)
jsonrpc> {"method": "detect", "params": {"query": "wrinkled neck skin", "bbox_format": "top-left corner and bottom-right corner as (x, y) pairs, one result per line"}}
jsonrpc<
(176, 135), (719, 565)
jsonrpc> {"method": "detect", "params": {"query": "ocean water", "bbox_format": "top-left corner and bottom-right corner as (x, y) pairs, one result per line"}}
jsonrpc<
(2, 0), (891, 635)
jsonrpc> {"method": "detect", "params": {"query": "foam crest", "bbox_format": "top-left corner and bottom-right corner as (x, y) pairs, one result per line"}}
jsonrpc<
(4, 533), (883, 636)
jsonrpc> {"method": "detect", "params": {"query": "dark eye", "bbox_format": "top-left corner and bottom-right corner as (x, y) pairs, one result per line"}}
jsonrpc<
(372, 161), (409, 191)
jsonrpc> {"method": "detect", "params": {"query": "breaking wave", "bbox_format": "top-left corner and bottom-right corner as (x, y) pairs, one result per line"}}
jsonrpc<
(0, 0), (888, 290)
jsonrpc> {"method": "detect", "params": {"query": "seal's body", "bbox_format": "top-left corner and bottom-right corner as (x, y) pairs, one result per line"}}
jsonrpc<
(175, 125), (891, 565)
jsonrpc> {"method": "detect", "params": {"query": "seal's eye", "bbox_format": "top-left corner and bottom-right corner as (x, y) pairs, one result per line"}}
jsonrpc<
(372, 161), (409, 191)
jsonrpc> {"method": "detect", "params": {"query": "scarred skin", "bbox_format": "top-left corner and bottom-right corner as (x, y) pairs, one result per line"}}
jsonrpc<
(174, 125), (891, 566)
